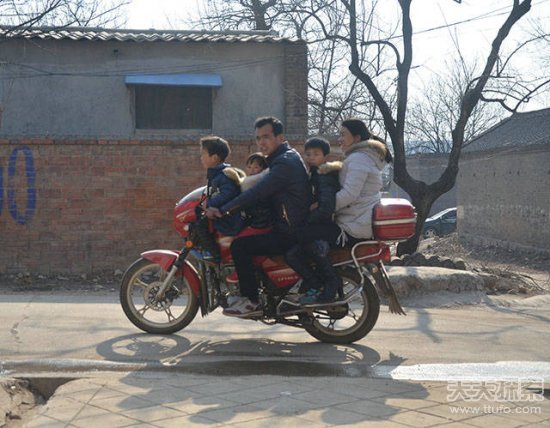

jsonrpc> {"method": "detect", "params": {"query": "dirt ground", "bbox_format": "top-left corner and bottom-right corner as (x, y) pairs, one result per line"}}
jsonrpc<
(418, 233), (550, 295)
(0, 271), (121, 293)
(0, 379), (44, 427)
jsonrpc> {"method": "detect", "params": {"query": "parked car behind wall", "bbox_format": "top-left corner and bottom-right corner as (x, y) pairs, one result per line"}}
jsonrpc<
(422, 208), (457, 238)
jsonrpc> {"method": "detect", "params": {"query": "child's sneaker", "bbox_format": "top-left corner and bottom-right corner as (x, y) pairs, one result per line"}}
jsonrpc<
(299, 288), (320, 305)
(317, 277), (342, 303)
(201, 249), (219, 262)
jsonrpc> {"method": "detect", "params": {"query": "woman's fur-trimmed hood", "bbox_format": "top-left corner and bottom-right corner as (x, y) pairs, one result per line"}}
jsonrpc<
(317, 161), (343, 175)
(344, 139), (389, 169)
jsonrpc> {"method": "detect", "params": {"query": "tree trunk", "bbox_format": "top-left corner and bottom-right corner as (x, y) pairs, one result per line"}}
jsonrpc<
(396, 193), (433, 256)
(395, 157), (458, 255)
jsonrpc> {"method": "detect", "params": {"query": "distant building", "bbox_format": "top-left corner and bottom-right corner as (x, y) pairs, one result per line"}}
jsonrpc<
(0, 26), (308, 273)
(0, 26), (307, 139)
(457, 108), (550, 254)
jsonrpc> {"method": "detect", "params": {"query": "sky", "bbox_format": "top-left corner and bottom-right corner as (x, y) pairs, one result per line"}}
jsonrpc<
(122, 0), (550, 111)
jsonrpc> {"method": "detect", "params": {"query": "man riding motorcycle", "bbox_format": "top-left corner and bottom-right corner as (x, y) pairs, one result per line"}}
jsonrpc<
(206, 116), (311, 317)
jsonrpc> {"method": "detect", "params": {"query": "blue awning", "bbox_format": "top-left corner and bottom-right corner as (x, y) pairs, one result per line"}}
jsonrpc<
(125, 73), (222, 87)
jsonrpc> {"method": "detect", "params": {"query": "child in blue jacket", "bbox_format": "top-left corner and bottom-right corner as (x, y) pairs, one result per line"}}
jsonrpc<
(198, 136), (244, 260)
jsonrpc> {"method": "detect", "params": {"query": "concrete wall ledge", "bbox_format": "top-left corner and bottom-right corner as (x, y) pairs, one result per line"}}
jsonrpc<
(386, 266), (498, 308)
(387, 266), (485, 297)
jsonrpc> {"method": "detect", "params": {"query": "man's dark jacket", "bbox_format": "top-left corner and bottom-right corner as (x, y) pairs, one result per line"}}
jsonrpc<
(221, 143), (311, 235)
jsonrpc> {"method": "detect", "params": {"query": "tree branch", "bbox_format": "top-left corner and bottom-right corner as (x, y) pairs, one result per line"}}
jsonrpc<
(445, 0), (532, 192)
(346, 0), (396, 136)
(361, 39), (401, 66)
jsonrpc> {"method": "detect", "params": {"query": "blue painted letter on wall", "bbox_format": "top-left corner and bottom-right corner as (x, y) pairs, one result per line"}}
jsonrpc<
(7, 146), (36, 225)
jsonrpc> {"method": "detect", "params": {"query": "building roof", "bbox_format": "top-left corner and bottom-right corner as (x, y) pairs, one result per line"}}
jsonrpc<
(464, 107), (550, 152)
(0, 25), (303, 44)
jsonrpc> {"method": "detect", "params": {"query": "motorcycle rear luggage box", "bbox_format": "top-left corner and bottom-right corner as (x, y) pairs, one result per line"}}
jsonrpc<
(372, 198), (416, 241)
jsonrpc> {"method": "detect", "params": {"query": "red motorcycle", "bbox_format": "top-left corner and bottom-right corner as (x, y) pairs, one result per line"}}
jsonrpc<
(120, 187), (416, 344)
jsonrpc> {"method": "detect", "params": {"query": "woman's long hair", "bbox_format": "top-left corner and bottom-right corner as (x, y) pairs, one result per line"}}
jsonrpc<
(341, 118), (393, 163)
(341, 118), (371, 141)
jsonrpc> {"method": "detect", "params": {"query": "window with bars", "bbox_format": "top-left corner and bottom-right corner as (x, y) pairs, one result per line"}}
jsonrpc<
(134, 85), (212, 130)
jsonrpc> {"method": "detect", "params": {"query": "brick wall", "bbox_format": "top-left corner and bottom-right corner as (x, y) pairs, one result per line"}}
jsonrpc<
(457, 143), (550, 254)
(0, 138), (304, 274)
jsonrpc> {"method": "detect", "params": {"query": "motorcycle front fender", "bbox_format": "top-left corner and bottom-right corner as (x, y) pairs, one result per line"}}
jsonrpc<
(141, 249), (201, 297)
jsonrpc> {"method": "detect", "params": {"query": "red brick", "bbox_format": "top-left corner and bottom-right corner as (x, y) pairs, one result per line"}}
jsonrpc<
(0, 137), (265, 273)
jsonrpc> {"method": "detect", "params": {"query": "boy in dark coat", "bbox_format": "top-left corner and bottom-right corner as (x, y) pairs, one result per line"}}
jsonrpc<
(285, 137), (342, 303)
(197, 136), (243, 260)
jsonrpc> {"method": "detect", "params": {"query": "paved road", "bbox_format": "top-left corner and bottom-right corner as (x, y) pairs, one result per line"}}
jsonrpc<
(2, 292), (549, 427)
(1, 292), (549, 380)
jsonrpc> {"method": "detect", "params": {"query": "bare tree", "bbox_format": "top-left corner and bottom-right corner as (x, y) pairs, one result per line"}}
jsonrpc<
(406, 59), (505, 154)
(305, 0), (534, 254)
(187, 0), (383, 136)
(479, 33), (550, 113)
(408, 14), (549, 150)
(194, 0), (282, 32)
(0, 0), (129, 29)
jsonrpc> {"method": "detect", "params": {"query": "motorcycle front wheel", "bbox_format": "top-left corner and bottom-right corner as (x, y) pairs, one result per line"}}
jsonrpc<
(120, 258), (199, 334)
(301, 267), (380, 344)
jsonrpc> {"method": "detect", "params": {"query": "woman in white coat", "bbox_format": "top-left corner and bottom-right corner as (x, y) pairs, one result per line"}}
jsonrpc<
(334, 118), (393, 245)
(293, 118), (392, 304)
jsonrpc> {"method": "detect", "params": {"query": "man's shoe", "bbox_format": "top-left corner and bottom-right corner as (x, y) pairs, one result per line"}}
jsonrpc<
(226, 295), (242, 307)
(222, 298), (261, 317)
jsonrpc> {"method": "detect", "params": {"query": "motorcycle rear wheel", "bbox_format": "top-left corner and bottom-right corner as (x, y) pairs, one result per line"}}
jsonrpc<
(301, 267), (380, 344)
(120, 258), (199, 334)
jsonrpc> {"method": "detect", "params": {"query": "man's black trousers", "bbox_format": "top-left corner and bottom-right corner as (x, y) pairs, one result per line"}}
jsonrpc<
(230, 230), (297, 303)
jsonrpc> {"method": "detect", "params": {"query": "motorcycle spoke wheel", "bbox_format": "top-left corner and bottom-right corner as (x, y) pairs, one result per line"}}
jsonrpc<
(301, 267), (380, 344)
(312, 282), (365, 331)
(120, 258), (199, 334)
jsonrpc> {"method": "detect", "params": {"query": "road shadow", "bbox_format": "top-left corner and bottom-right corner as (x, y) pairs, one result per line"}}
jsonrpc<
(96, 333), (192, 365)
(94, 335), (430, 425)
(376, 306), (442, 343)
(484, 300), (550, 324)
(96, 334), (382, 376)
